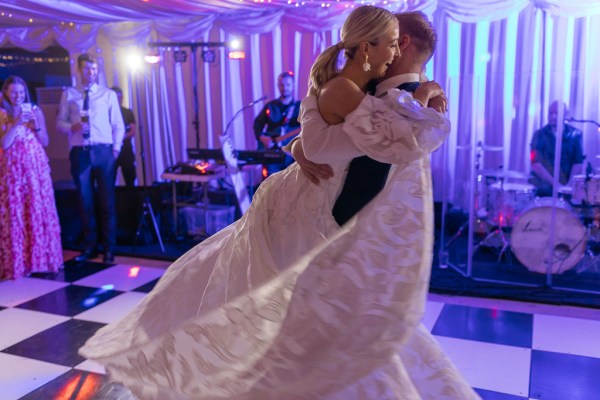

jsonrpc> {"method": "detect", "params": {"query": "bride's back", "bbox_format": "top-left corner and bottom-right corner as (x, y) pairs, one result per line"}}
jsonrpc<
(317, 76), (365, 125)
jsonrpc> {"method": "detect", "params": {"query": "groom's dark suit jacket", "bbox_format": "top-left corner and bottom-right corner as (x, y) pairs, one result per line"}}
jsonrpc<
(331, 81), (420, 226)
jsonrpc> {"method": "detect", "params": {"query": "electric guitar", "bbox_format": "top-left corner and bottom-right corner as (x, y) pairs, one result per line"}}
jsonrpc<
(258, 126), (301, 150)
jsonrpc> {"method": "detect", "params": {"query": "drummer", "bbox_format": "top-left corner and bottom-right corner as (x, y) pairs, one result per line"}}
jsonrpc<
(529, 101), (584, 197)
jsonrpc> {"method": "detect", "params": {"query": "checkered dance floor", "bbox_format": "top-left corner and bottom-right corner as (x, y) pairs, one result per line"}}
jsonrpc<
(1, 256), (599, 399)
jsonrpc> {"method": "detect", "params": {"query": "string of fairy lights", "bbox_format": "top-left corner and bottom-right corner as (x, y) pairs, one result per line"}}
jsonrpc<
(0, 10), (79, 26)
(282, 0), (414, 8)
(0, 0), (420, 26)
(0, 55), (70, 68)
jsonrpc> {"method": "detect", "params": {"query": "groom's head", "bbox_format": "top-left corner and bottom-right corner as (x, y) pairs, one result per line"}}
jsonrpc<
(383, 12), (437, 80)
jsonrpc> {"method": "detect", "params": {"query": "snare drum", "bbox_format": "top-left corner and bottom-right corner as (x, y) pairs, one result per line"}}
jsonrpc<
(488, 182), (536, 227)
(558, 186), (573, 201)
(572, 175), (600, 205)
(511, 198), (586, 274)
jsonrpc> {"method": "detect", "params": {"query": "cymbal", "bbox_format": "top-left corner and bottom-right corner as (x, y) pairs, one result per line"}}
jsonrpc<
(480, 144), (504, 151)
(480, 169), (528, 179)
(456, 143), (504, 152)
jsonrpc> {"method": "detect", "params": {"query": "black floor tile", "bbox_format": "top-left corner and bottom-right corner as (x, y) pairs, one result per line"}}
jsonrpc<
(529, 350), (600, 400)
(30, 260), (113, 283)
(432, 304), (533, 348)
(3, 319), (106, 367)
(18, 369), (108, 400)
(475, 388), (528, 400)
(16, 285), (122, 316)
(132, 277), (160, 293)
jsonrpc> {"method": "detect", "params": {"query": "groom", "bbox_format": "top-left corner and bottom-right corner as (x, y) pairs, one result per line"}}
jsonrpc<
(291, 11), (446, 224)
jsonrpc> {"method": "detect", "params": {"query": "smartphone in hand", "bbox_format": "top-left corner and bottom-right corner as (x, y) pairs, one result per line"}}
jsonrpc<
(21, 103), (32, 113)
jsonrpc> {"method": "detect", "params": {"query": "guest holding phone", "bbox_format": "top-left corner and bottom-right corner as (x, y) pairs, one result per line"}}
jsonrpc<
(0, 76), (63, 279)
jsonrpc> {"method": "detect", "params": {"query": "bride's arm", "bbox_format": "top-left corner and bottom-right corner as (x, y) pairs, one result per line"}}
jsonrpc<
(291, 76), (449, 170)
(293, 96), (363, 164)
(342, 89), (450, 165)
(298, 90), (449, 166)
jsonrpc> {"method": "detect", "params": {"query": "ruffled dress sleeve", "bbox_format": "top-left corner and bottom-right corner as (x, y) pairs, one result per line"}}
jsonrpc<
(296, 96), (363, 164)
(343, 89), (450, 164)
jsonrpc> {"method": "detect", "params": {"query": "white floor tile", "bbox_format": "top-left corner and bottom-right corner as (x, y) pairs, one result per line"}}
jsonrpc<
(0, 353), (70, 400)
(73, 291), (147, 324)
(533, 314), (600, 358)
(0, 308), (69, 350)
(72, 264), (164, 292)
(0, 278), (69, 307)
(75, 359), (106, 374)
(421, 300), (445, 331)
(435, 335), (531, 397)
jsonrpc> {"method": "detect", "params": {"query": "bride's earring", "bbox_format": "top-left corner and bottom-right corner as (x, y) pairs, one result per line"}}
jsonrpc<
(362, 55), (371, 72)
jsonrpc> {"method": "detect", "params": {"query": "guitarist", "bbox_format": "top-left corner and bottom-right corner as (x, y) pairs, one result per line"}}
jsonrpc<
(253, 71), (301, 175)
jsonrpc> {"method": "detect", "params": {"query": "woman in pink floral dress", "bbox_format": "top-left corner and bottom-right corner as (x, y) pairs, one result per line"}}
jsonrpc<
(0, 76), (63, 279)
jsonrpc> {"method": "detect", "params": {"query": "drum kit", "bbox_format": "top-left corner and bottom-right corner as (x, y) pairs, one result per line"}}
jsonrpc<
(461, 143), (600, 275)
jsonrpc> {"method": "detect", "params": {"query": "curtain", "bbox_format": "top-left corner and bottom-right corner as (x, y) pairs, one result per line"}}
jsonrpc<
(1, 0), (599, 206)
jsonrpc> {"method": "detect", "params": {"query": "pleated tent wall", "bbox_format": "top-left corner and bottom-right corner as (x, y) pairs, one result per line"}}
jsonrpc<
(1, 1), (600, 205)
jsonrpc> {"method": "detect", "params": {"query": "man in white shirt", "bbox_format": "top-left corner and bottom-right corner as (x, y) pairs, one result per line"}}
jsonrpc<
(57, 53), (125, 264)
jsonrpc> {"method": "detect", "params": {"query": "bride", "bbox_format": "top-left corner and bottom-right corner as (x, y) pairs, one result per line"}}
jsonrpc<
(80, 6), (479, 399)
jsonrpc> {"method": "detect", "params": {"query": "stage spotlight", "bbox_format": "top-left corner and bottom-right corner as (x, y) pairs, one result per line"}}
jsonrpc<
(144, 53), (161, 64)
(227, 38), (245, 59)
(202, 49), (216, 63)
(229, 39), (241, 50)
(174, 50), (187, 63)
(228, 51), (246, 60)
(126, 53), (143, 71)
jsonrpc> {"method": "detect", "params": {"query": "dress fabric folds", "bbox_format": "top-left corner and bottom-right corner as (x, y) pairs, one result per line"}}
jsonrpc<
(80, 90), (480, 400)
(0, 124), (63, 279)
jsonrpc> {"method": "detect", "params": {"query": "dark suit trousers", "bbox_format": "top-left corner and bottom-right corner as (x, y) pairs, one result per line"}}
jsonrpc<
(116, 139), (137, 187)
(70, 145), (117, 251)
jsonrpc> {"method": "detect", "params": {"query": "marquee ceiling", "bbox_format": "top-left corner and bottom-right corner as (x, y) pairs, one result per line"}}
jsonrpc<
(0, 0), (379, 28)
(2, 0), (599, 32)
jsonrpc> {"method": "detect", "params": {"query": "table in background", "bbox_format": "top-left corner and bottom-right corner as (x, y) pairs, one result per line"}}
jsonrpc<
(161, 170), (225, 236)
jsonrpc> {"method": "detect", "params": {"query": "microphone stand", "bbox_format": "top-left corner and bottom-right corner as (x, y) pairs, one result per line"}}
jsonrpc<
(221, 96), (267, 201)
(222, 96), (267, 138)
(131, 71), (165, 253)
(567, 117), (600, 127)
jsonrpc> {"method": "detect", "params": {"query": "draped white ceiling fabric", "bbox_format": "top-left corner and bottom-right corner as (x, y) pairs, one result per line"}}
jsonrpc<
(1, 0), (600, 207)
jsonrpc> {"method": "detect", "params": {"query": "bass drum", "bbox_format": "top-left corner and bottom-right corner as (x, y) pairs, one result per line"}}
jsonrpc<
(511, 198), (586, 274)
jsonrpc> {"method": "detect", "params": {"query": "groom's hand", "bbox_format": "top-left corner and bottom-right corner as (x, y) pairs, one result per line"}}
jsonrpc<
(428, 94), (448, 113)
(291, 139), (334, 185)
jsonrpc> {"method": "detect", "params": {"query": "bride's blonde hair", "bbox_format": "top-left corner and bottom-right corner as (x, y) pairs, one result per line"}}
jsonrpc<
(308, 6), (397, 96)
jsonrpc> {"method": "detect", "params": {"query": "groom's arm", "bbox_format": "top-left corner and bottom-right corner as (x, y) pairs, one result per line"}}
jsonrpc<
(285, 96), (363, 184)
(288, 139), (333, 185)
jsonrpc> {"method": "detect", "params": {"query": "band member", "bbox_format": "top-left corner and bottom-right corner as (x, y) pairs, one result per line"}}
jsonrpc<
(253, 71), (301, 175)
(529, 101), (584, 197)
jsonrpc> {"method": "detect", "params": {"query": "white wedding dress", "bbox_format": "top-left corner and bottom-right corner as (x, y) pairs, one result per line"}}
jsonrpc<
(80, 90), (480, 400)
